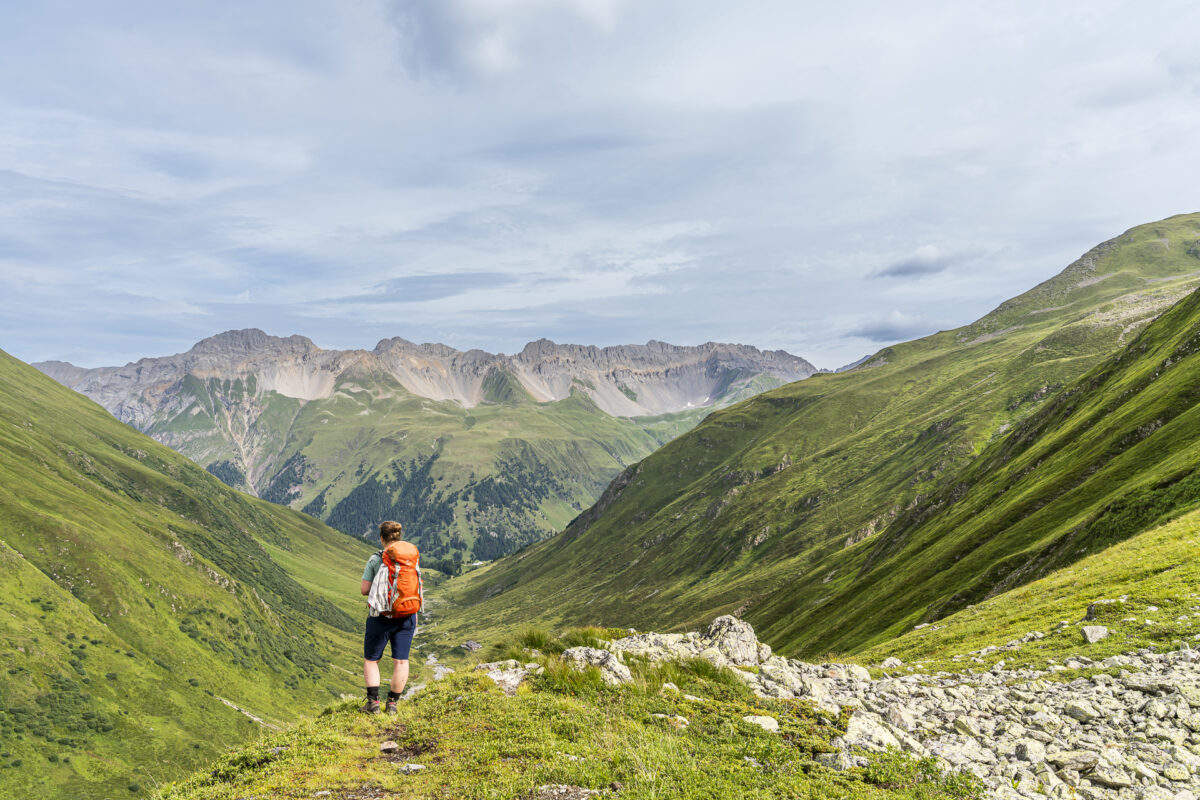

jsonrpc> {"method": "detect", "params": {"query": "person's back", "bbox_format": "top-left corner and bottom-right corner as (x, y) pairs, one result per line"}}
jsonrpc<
(359, 520), (421, 713)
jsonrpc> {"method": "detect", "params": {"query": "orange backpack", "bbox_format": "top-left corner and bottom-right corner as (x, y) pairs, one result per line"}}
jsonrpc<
(379, 540), (423, 617)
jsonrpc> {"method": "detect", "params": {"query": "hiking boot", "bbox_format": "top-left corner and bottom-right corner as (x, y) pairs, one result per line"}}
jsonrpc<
(360, 698), (380, 714)
(385, 699), (399, 714)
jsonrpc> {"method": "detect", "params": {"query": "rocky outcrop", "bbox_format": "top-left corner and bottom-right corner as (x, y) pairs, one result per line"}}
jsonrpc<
(561, 647), (632, 686)
(479, 616), (1200, 800)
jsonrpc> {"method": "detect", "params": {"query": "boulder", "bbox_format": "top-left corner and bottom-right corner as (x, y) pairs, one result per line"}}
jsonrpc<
(701, 616), (761, 666)
(1089, 764), (1132, 788)
(742, 715), (780, 733)
(1081, 625), (1109, 644)
(1015, 740), (1046, 763)
(475, 659), (531, 695)
(840, 712), (900, 752)
(561, 647), (632, 686)
(1047, 750), (1100, 772)
(846, 665), (872, 682)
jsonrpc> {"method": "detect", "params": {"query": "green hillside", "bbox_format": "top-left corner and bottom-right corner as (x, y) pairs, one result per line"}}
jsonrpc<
(150, 366), (706, 567)
(0, 349), (374, 799)
(442, 213), (1200, 655)
(858, 501), (1200, 672)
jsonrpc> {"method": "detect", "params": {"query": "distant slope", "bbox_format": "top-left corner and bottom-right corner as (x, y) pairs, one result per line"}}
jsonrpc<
(443, 213), (1200, 654)
(38, 336), (814, 564)
(0, 348), (372, 799)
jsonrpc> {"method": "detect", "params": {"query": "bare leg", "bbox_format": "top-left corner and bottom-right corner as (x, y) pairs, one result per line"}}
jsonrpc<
(390, 659), (409, 694)
(364, 659), (380, 688)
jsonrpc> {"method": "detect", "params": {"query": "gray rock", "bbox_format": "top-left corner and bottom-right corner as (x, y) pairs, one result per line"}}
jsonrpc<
(742, 715), (780, 733)
(815, 750), (856, 771)
(1081, 625), (1110, 644)
(397, 763), (426, 774)
(841, 712), (901, 752)
(702, 616), (761, 666)
(475, 659), (530, 695)
(846, 664), (872, 682)
(1064, 700), (1100, 721)
(561, 647), (632, 685)
(1016, 740), (1046, 763)
(1047, 750), (1100, 772)
(552, 614), (1200, 799)
(1090, 764), (1132, 788)
(885, 704), (916, 731)
(535, 787), (600, 800)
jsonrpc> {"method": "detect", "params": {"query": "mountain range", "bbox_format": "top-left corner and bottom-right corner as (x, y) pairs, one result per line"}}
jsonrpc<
(37, 335), (815, 564)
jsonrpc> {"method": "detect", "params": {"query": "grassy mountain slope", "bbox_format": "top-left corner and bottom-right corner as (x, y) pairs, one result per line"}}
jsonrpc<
(857, 502), (1200, 672)
(0, 349), (373, 799)
(441, 213), (1200, 655)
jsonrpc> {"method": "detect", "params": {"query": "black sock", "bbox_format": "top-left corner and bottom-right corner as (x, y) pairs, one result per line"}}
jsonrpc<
(387, 690), (401, 702)
(366, 686), (380, 701)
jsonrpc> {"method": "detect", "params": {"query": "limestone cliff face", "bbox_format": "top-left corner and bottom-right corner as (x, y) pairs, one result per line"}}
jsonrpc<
(40, 329), (817, 419)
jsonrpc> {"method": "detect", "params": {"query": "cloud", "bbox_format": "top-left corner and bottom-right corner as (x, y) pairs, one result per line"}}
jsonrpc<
(388, 0), (626, 83)
(3, 1), (1200, 371)
(847, 311), (943, 343)
(345, 272), (519, 303)
(872, 245), (951, 278)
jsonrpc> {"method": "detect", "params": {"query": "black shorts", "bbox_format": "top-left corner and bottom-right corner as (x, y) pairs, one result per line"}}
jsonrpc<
(363, 613), (417, 661)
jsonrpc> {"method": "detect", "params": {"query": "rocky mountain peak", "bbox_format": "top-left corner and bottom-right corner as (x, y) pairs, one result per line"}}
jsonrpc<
(189, 329), (320, 358)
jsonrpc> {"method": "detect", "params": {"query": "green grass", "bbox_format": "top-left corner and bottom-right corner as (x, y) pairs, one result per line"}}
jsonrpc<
(857, 503), (1200, 674)
(439, 213), (1200, 659)
(155, 629), (983, 800)
(0, 348), (374, 799)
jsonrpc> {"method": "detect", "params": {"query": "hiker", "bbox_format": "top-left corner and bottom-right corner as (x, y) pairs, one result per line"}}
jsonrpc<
(360, 520), (422, 713)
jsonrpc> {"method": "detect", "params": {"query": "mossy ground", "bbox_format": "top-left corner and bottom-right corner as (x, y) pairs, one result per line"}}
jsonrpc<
(157, 630), (982, 800)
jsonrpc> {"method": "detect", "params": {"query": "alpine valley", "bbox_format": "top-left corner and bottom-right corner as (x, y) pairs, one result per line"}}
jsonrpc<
(8, 214), (1200, 800)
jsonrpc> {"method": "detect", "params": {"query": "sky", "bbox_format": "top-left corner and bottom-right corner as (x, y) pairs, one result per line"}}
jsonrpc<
(1, 1), (1198, 370)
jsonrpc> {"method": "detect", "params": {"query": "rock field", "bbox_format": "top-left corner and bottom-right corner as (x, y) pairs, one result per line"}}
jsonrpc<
(471, 616), (1200, 800)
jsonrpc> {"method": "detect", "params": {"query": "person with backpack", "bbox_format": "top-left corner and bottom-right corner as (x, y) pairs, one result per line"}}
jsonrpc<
(359, 520), (422, 713)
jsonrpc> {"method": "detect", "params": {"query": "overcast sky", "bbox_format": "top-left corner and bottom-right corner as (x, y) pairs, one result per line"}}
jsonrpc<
(2, 1), (1198, 370)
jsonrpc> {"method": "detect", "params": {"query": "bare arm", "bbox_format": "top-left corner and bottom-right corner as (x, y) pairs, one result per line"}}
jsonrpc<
(360, 579), (371, 596)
